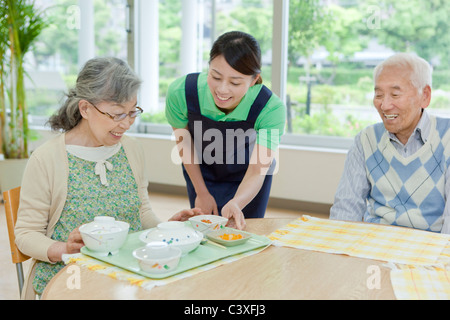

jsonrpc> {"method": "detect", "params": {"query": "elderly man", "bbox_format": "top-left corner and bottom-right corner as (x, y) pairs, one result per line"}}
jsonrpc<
(330, 53), (450, 234)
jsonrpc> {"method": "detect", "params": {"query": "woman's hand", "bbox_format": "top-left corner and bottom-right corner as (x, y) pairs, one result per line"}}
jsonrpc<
(221, 201), (246, 230)
(195, 192), (219, 215)
(67, 228), (85, 254)
(169, 207), (203, 221)
(47, 227), (85, 263)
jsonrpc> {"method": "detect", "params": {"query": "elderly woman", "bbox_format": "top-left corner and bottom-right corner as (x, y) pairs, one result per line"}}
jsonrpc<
(15, 57), (201, 298)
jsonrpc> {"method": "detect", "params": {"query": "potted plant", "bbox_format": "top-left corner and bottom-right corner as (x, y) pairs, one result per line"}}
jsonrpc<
(0, 0), (47, 192)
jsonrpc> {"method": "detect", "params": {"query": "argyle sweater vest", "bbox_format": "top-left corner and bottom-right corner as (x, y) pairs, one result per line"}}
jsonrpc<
(360, 115), (450, 232)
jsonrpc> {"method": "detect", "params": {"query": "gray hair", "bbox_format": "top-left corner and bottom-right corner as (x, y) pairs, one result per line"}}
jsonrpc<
(373, 53), (432, 94)
(49, 57), (142, 132)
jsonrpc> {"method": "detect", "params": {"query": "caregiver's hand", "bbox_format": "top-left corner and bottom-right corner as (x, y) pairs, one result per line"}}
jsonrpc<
(221, 200), (246, 230)
(195, 192), (219, 215)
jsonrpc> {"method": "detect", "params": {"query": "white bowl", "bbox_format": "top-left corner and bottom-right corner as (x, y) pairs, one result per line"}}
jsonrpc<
(189, 215), (228, 234)
(133, 242), (182, 274)
(139, 221), (203, 256)
(206, 227), (252, 247)
(79, 216), (129, 256)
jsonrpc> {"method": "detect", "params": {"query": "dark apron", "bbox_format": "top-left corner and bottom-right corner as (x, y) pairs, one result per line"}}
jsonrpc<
(182, 72), (274, 218)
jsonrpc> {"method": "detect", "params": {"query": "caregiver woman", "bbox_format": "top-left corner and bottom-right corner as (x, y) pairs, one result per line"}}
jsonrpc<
(165, 31), (286, 230)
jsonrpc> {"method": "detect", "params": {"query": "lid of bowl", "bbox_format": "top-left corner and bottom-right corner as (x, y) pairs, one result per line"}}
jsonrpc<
(157, 221), (186, 229)
(80, 216), (128, 234)
(133, 242), (181, 259)
(145, 241), (168, 249)
(145, 223), (202, 243)
(94, 216), (116, 224)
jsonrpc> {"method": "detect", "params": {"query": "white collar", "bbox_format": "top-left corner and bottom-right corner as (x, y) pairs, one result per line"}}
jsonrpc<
(66, 143), (122, 162)
(66, 143), (122, 186)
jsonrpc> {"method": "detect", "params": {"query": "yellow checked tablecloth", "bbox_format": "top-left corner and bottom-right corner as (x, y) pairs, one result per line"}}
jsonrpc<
(268, 216), (450, 300)
(268, 216), (450, 266)
(389, 244), (450, 300)
(390, 264), (450, 300)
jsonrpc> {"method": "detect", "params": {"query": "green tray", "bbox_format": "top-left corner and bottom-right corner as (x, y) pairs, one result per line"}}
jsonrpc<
(80, 226), (271, 279)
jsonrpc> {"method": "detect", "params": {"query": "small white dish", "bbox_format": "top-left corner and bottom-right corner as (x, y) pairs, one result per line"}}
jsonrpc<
(139, 221), (203, 256)
(133, 242), (182, 274)
(206, 227), (252, 247)
(189, 215), (228, 234)
(79, 216), (129, 256)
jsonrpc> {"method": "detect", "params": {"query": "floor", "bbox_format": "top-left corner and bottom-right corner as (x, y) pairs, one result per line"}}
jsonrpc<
(0, 192), (326, 300)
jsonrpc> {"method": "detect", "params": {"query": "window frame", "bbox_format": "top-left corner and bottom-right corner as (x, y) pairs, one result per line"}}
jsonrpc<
(127, 0), (358, 152)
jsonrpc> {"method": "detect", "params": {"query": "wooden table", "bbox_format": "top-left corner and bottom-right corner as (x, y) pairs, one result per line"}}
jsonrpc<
(41, 218), (396, 300)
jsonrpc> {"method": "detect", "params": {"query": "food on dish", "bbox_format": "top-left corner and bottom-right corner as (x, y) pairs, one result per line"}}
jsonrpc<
(218, 233), (243, 241)
(189, 215), (228, 234)
(206, 227), (252, 247)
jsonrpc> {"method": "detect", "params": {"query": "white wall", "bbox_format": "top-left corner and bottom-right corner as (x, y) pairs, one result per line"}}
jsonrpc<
(31, 128), (348, 212)
(271, 145), (346, 205)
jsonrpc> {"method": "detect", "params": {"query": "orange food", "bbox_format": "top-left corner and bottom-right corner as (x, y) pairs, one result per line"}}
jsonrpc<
(218, 233), (243, 241)
(201, 219), (212, 224)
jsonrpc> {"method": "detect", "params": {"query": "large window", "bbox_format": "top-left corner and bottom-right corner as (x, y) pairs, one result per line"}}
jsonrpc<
(139, 0), (273, 126)
(29, 0), (128, 125)
(285, 0), (450, 147)
(28, 0), (450, 150)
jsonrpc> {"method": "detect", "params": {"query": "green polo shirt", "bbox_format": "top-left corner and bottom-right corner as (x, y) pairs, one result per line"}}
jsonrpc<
(165, 72), (286, 150)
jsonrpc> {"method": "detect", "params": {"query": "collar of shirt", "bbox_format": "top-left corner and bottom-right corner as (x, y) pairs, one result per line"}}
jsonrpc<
(388, 109), (430, 156)
(66, 142), (122, 161)
(66, 143), (122, 186)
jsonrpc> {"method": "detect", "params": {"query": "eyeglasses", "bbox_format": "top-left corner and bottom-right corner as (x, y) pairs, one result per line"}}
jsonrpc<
(90, 102), (143, 122)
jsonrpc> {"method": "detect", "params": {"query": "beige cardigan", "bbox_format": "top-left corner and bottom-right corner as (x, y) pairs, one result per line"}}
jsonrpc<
(15, 133), (161, 299)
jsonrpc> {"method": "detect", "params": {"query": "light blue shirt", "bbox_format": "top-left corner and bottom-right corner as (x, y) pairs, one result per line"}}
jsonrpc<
(330, 110), (450, 234)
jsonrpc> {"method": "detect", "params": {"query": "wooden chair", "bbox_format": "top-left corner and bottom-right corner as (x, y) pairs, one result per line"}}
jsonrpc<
(3, 187), (30, 296)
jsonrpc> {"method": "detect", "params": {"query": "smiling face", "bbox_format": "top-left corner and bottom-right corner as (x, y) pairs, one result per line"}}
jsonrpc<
(207, 55), (259, 113)
(75, 97), (139, 147)
(373, 65), (431, 145)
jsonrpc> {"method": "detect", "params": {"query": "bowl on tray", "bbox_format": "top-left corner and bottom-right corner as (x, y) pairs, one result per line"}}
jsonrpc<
(133, 241), (182, 274)
(189, 215), (228, 234)
(79, 216), (130, 256)
(139, 221), (203, 256)
(206, 227), (252, 247)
